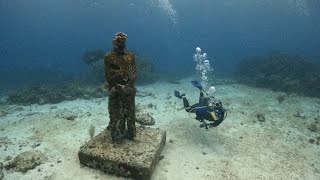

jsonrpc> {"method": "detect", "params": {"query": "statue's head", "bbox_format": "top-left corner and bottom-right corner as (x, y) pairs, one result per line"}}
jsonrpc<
(112, 32), (127, 53)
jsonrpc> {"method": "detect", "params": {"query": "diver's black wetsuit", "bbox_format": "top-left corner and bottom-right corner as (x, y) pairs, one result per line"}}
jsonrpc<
(182, 92), (226, 128)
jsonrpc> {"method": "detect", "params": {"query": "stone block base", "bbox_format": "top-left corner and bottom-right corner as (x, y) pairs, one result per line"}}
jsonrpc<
(78, 126), (166, 179)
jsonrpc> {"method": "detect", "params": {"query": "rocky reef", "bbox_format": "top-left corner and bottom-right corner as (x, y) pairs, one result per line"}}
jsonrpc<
(235, 52), (320, 97)
(136, 113), (155, 125)
(82, 49), (105, 65)
(6, 81), (107, 105)
(5, 150), (47, 173)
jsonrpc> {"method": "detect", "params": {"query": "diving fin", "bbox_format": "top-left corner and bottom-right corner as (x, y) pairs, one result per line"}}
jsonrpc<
(191, 80), (203, 90)
(174, 90), (185, 99)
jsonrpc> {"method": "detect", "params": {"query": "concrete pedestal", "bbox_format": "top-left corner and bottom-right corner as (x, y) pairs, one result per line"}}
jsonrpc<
(78, 126), (166, 179)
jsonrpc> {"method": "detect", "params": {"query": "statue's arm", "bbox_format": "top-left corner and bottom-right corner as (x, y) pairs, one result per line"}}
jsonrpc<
(131, 54), (137, 81)
(104, 56), (111, 82)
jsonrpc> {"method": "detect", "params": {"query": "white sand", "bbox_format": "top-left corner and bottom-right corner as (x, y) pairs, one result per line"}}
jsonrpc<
(1, 78), (320, 180)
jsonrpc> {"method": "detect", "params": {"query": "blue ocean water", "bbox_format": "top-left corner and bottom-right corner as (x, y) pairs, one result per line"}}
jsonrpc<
(1, 1), (320, 179)
(0, 0), (319, 91)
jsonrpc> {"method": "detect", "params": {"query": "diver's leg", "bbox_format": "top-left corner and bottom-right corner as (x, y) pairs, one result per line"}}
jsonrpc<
(183, 97), (189, 108)
(199, 92), (204, 103)
(183, 97), (193, 112)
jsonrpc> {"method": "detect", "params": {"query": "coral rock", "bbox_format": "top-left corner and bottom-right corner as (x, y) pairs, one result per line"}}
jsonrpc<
(5, 150), (47, 173)
(136, 113), (155, 125)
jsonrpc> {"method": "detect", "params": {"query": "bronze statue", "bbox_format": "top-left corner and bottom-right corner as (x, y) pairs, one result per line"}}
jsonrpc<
(104, 32), (137, 143)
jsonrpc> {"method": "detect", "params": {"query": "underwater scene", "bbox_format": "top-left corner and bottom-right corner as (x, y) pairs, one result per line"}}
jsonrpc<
(0, 0), (320, 179)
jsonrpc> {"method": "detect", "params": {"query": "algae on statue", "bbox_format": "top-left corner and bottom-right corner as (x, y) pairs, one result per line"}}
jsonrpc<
(104, 32), (137, 143)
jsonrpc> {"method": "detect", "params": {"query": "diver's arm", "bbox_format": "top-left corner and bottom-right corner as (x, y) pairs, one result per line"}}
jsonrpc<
(209, 110), (226, 127)
(210, 119), (223, 127)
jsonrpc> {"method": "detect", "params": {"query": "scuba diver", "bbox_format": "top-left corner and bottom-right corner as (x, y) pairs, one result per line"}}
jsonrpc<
(174, 81), (227, 129)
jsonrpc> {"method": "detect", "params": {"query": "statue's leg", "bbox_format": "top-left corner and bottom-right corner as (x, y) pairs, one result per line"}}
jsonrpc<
(125, 87), (136, 140)
(119, 98), (126, 138)
(107, 93), (114, 130)
(108, 87), (123, 142)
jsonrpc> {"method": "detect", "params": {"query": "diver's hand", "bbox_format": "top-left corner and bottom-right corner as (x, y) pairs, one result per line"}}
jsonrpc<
(196, 116), (202, 122)
(199, 121), (209, 129)
(199, 123), (208, 129)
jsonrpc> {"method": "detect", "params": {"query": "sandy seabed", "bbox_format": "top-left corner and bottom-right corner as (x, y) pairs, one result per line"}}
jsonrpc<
(0, 77), (320, 180)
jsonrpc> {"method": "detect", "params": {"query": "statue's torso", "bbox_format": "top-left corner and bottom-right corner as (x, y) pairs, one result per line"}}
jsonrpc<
(104, 51), (135, 88)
